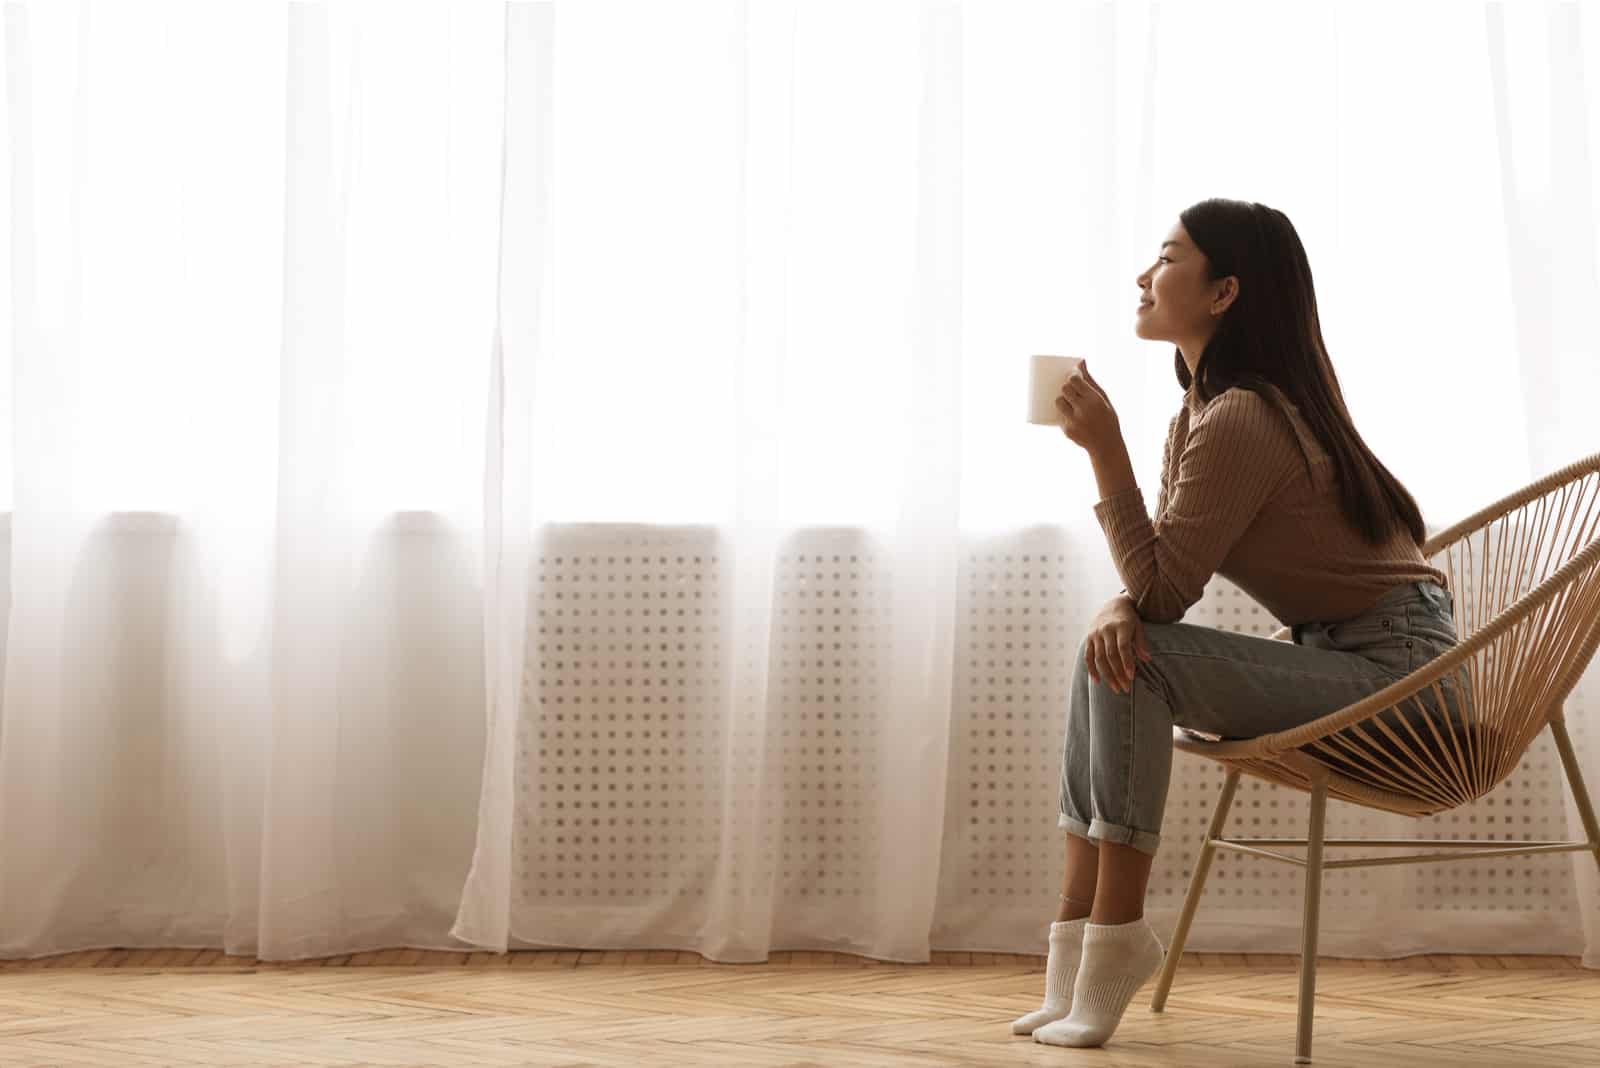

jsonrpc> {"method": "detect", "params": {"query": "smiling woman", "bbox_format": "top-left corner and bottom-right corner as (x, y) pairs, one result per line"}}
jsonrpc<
(1132, 198), (1434, 554)
(1027, 198), (1463, 1052)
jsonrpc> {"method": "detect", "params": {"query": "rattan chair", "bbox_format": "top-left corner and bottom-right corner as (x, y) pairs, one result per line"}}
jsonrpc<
(1149, 449), (1600, 1065)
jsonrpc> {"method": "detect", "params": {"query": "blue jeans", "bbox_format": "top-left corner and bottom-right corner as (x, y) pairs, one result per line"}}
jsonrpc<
(1058, 580), (1466, 856)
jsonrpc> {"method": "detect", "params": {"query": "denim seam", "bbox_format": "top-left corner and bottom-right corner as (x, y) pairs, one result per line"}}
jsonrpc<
(1122, 678), (1138, 829)
(1154, 649), (1408, 684)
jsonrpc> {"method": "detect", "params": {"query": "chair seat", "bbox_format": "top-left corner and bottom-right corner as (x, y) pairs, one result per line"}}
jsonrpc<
(1173, 703), (1502, 816)
(1177, 666), (1485, 800)
(1295, 712), (1498, 792)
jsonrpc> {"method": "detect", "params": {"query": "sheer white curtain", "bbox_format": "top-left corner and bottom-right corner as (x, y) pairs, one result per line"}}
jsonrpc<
(1, 0), (1595, 966)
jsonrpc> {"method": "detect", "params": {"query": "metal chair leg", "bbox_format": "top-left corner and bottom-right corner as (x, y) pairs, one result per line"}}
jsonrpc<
(1548, 715), (1600, 879)
(1151, 768), (1241, 1012)
(1294, 778), (1329, 1065)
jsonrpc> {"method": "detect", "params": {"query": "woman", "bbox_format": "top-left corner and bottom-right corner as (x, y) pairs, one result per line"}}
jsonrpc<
(1012, 198), (1464, 1049)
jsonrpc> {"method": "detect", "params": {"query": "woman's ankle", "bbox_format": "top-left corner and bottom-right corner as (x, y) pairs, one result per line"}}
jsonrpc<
(1088, 908), (1143, 925)
(1058, 891), (1095, 924)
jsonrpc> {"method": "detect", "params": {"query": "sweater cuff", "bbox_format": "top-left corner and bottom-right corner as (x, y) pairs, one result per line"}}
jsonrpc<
(1093, 485), (1146, 530)
(1094, 485), (1143, 510)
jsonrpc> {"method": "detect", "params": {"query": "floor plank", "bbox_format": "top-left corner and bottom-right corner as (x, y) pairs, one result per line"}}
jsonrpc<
(0, 949), (1589, 1065)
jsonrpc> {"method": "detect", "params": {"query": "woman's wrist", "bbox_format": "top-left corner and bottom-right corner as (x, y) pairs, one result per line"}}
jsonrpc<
(1088, 439), (1137, 501)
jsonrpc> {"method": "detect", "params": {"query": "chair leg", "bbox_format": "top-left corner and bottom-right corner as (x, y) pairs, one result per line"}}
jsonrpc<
(1294, 778), (1328, 1066)
(1548, 715), (1600, 878)
(1151, 767), (1241, 1012)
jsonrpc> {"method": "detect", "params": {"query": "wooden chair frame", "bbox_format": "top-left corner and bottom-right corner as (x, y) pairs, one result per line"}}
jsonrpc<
(1149, 449), (1600, 1065)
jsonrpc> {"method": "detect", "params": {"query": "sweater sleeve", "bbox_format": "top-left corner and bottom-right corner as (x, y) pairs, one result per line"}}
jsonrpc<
(1092, 390), (1297, 623)
(1114, 417), (1181, 603)
(1154, 411), (1180, 520)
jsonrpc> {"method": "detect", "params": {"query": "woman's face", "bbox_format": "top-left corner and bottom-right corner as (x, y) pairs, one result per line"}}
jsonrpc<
(1134, 222), (1237, 373)
(1134, 223), (1194, 328)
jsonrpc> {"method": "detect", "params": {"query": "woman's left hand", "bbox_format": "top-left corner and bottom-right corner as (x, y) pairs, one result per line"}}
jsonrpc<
(1055, 362), (1121, 452)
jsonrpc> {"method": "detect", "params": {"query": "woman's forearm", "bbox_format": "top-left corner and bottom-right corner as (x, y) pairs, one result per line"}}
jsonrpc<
(1088, 437), (1138, 502)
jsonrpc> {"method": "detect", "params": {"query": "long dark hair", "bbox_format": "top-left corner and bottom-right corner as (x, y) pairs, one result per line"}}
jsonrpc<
(1175, 198), (1428, 547)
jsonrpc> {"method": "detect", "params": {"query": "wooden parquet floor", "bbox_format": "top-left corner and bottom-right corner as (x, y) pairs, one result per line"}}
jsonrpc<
(0, 949), (1593, 1066)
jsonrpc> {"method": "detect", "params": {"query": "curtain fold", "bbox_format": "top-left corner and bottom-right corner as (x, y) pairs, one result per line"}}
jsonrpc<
(0, 0), (1595, 968)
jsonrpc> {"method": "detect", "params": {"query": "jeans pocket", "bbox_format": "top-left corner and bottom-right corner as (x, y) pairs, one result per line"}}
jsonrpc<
(1328, 613), (1396, 646)
(1405, 606), (1458, 651)
(1325, 614), (1408, 676)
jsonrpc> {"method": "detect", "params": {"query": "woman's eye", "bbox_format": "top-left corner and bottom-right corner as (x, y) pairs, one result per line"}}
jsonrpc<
(1157, 256), (1170, 264)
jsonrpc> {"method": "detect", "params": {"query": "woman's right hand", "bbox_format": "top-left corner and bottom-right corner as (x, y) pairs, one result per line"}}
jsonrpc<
(1085, 595), (1151, 695)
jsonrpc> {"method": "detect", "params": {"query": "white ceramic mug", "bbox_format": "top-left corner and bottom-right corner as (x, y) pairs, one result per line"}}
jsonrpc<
(1026, 354), (1085, 426)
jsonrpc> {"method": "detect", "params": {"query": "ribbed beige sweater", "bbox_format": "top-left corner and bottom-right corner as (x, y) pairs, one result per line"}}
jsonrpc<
(1095, 379), (1448, 626)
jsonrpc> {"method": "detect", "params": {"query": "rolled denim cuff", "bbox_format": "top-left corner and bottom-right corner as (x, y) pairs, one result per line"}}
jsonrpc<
(1058, 811), (1161, 856)
(1058, 811), (1092, 839)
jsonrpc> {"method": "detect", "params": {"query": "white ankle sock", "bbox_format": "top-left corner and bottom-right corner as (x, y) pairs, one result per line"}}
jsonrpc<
(1032, 916), (1165, 1048)
(1009, 917), (1087, 1035)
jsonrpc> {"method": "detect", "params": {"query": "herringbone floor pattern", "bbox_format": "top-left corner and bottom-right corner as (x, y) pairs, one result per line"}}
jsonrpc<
(0, 949), (1592, 1066)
